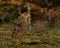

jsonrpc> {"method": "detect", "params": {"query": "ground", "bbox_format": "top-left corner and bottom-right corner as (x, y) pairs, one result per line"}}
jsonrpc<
(0, 23), (60, 48)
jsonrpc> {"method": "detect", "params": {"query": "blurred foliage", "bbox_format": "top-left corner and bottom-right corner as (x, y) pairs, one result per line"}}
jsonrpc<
(25, 0), (60, 7)
(0, 0), (60, 23)
(0, 4), (20, 23)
